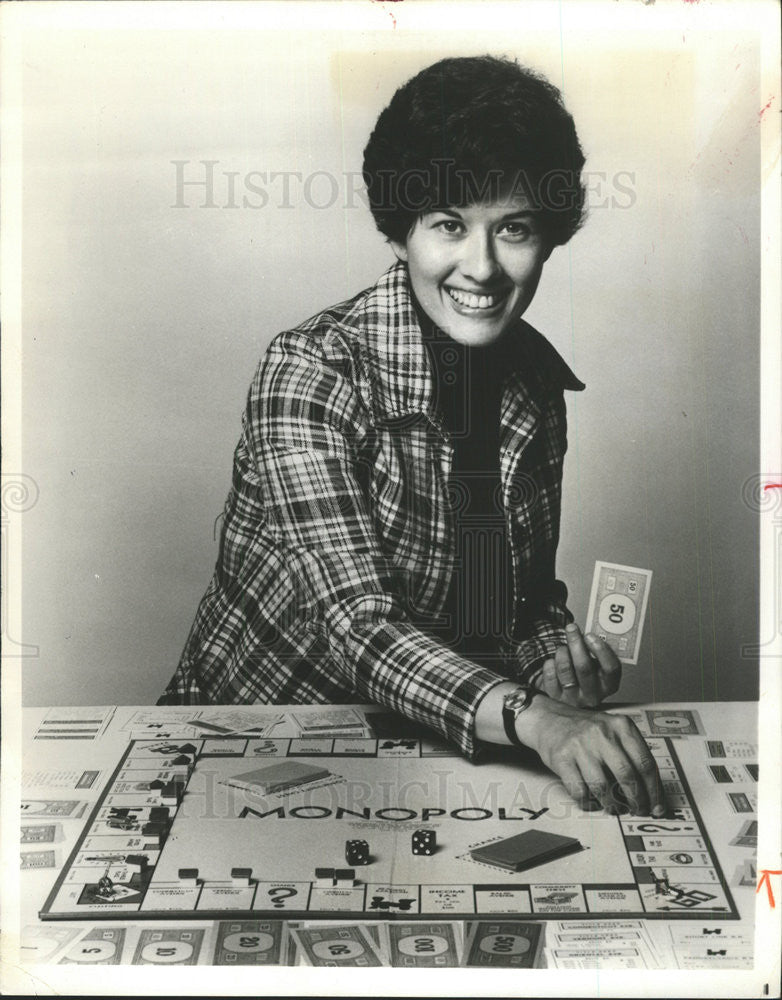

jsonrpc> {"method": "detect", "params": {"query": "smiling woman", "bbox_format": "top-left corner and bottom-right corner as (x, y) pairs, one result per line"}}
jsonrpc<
(159, 55), (666, 818)
(390, 199), (551, 348)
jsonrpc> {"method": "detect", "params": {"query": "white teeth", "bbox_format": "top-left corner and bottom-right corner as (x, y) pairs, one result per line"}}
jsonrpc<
(447, 287), (502, 310)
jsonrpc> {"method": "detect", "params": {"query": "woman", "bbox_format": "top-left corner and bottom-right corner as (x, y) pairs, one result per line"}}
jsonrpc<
(161, 55), (665, 818)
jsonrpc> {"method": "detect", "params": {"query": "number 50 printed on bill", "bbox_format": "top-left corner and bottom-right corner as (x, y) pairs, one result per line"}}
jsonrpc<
(585, 562), (653, 664)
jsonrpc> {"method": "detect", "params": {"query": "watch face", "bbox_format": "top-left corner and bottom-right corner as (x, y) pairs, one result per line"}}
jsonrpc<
(505, 688), (531, 713)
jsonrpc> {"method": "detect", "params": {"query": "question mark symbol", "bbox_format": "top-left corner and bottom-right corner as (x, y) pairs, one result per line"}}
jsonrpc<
(268, 886), (297, 909)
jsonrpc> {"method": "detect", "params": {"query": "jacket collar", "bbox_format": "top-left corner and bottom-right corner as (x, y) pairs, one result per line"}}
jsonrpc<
(326, 260), (584, 420)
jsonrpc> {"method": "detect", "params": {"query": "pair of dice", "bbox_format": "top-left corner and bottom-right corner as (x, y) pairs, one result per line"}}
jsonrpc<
(344, 829), (436, 865)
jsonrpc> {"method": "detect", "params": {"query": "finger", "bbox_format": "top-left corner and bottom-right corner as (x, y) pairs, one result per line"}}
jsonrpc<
(541, 658), (563, 700)
(584, 633), (622, 696)
(606, 772), (631, 812)
(557, 760), (602, 812)
(599, 718), (667, 815)
(565, 624), (601, 705)
(554, 645), (581, 698)
(616, 723), (667, 816)
(589, 737), (648, 814)
(576, 756), (625, 815)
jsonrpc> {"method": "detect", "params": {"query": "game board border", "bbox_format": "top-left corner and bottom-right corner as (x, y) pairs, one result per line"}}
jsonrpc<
(39, 736), (740, 923)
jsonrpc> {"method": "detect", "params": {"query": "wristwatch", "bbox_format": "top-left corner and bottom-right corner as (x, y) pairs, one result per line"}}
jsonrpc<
(502, 686), (540, 749)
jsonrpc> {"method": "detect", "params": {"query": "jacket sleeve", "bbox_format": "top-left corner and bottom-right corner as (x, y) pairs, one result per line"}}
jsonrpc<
(245, 331), (506, 759)
(510, 582), (574, 688)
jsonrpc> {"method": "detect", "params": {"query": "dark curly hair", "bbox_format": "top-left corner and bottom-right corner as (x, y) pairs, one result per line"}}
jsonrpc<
(362, 55), (586, 247)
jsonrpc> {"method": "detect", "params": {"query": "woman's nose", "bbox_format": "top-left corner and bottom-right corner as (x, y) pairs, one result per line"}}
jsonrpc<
(459, 232), (501, 283)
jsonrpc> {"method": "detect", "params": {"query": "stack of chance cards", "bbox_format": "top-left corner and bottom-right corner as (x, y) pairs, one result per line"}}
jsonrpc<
(291, 708), (367, 737)
(585, 561), (652, 664)
(221, 761), (330, 795)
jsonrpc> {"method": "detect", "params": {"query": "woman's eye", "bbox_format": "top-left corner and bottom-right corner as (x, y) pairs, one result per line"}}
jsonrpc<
(435, 219), (463, 234)
(499, 222), (531, 239)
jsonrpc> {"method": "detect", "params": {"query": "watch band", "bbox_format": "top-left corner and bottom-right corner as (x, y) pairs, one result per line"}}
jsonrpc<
(502, 686), (539, 749)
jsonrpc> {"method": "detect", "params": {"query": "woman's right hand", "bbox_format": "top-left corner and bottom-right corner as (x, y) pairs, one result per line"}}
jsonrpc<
(517, 695), (668, 816)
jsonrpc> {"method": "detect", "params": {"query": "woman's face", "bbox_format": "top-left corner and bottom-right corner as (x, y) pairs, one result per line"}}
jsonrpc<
(391, 194), (552, 347)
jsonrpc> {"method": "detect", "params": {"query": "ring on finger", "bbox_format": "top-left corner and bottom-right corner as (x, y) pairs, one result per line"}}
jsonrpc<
(561, 682), (579, 689)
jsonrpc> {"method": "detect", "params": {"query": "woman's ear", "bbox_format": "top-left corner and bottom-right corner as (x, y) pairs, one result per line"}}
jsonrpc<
(389, 239), (408, 262)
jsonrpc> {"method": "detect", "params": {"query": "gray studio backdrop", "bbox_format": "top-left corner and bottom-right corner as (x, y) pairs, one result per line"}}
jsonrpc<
(20, 25), (759, 706)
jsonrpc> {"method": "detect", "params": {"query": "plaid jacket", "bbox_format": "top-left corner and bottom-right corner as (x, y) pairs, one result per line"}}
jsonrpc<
(160, 261), (584, 758)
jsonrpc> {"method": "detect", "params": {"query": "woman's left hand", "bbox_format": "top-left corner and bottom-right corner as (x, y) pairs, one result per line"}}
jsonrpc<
(538, 623), (622, 708)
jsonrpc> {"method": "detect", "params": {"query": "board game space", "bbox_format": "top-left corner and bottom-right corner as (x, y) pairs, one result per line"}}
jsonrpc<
(40, 730), (738, 922)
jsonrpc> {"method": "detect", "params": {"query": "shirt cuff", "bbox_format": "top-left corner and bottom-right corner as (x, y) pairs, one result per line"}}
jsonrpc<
(454, 673), (515, 762)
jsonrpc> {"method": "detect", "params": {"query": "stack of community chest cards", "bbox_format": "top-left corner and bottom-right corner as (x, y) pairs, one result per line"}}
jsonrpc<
(543, 919), (669, 969)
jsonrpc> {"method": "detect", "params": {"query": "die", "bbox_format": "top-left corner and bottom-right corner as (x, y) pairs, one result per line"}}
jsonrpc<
(411, 828), (436, 855)
(345, 839), (370, 865)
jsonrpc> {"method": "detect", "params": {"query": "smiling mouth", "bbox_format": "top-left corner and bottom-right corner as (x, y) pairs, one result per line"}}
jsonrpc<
(446, 287), (509, 311)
